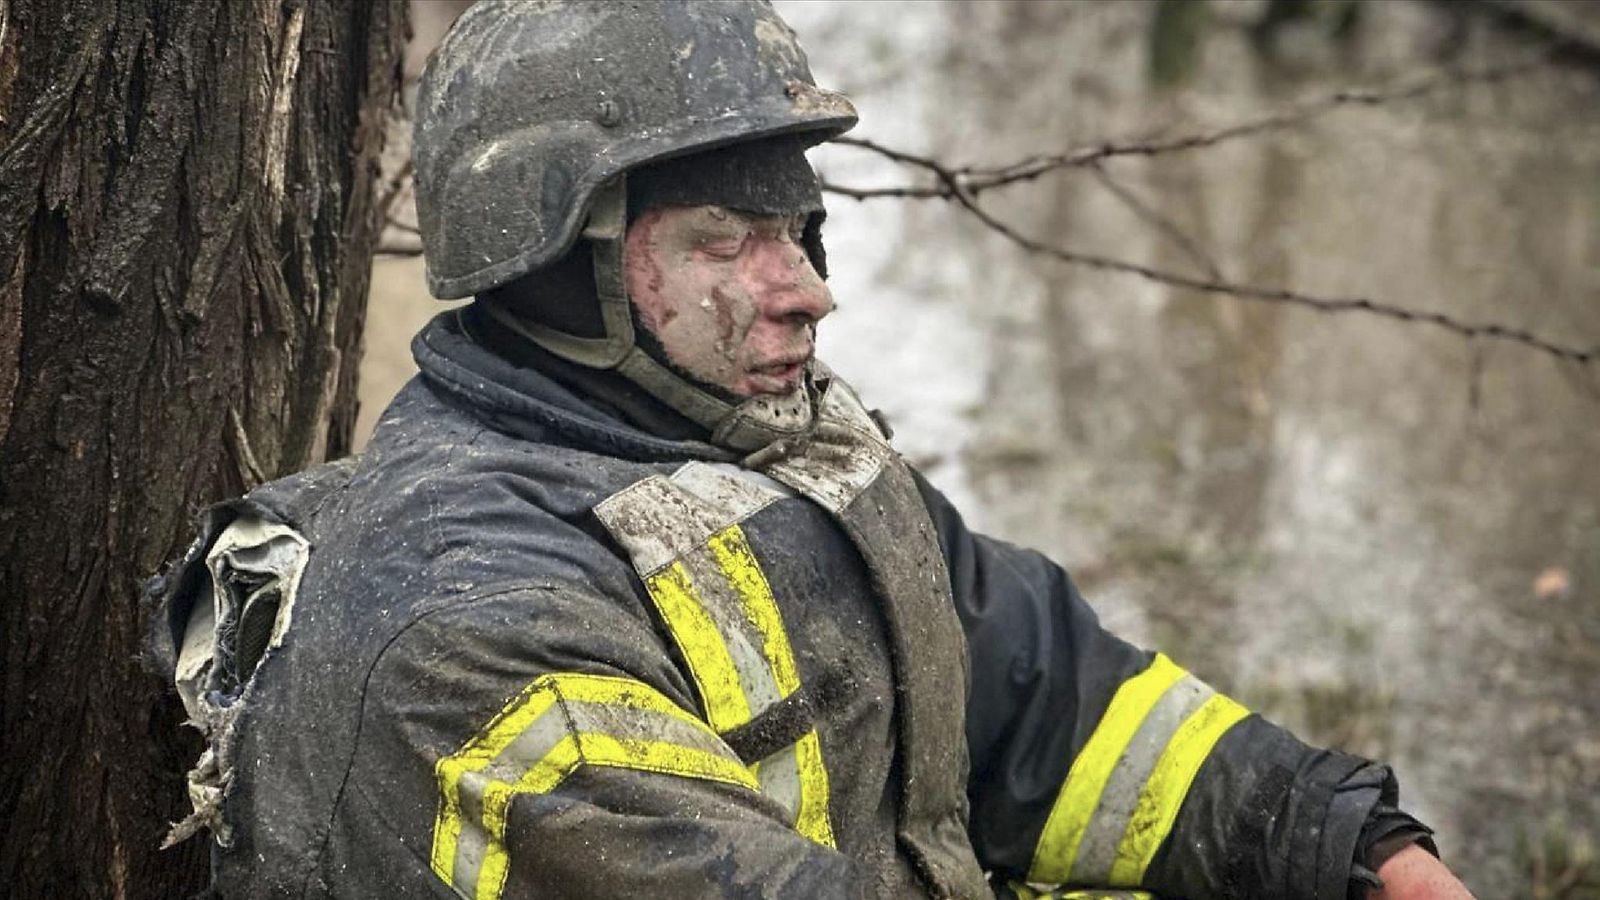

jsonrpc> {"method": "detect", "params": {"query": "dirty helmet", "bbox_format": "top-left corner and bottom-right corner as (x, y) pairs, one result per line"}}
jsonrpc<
(419, 0), (857, 448)
(413, 0), (857, 451)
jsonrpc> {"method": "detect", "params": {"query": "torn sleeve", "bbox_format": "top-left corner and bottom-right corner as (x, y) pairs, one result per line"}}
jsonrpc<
(149, 505), (312, 848)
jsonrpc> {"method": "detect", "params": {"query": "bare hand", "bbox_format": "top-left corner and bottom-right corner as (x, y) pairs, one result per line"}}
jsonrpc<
(1367, 844), (1476, 900)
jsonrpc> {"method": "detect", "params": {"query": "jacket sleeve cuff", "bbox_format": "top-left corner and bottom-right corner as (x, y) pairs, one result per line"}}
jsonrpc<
(1312, 759), (1386, 900)
(1345, 780), (1437, 899)
(1149, 719), (1412, 900)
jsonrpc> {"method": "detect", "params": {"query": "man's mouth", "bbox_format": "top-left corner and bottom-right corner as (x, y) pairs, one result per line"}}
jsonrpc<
(747, 351), (812, 391)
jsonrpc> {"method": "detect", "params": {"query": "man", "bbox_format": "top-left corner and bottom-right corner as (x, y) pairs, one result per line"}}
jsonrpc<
(152, 3), (1474, 899)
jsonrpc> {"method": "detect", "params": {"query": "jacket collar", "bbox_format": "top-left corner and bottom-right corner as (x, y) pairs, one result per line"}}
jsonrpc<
(410, 309), (740, 465)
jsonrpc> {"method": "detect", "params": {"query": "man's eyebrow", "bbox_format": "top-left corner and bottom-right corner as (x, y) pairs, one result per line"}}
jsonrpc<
(731, 210), (808, 232)
(706, 206), (799, 225)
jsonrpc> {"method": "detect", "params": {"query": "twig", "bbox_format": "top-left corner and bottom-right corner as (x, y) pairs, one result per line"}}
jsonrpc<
(375, 242), (424, 258)
(375, 158), (414, 227)
(384, 214), (420, 236)
(824, 54), (1555, 200)
(1087, 161), (1223, 281)
(841, 136), (1599, 369)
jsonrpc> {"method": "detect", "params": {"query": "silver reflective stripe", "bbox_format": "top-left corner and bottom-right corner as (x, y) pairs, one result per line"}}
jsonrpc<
(754, 742), (803, 818)
(673, 545), (786, 709)
(626, 528), (803, 820)
(564, 697), (742, 756)
(594, 461), (784, 576)
(451, 709), (570, 893)
(1009, 886), (1155, 900)
(593, 475), (723, 577)
(672, 460), (790, 519)
(659, 542), (800, 818)
(695, 461), (796, 498)
(1068, 674), (1216, 883)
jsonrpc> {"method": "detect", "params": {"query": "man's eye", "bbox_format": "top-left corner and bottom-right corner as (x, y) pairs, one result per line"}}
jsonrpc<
(698, 237), (745, 259)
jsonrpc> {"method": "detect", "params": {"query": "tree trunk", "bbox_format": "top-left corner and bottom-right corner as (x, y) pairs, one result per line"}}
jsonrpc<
(0, 1), (406, 897)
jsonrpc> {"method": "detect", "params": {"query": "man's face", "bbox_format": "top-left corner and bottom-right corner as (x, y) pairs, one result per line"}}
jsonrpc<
(624, 205), (834, 398)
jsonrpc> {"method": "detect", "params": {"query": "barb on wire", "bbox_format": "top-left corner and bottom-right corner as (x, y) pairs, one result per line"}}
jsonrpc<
(824, 54), (1554, 200)
(832, 136), (1599, 369)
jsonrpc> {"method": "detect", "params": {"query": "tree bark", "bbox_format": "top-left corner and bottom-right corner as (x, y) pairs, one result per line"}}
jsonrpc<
(0, 1), (406, 897)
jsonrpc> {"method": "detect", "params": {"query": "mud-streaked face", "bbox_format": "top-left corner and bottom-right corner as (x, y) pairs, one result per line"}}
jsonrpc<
(623, 205), (833, 397)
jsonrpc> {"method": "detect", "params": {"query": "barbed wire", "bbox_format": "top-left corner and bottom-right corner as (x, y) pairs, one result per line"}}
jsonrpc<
(831, 136), (1599, 369)
(367, 51), (1596, 369)
(822, 54), (1557, 201)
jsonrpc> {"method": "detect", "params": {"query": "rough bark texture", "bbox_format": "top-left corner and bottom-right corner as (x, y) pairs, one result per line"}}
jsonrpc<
(0, 1), (406, 897)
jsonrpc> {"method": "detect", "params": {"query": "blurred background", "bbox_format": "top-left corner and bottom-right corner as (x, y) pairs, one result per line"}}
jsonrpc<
(370, 2), (1600, 895)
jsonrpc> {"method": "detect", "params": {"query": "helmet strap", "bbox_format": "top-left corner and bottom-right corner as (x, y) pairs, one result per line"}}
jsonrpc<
(613, 348), (817, 452)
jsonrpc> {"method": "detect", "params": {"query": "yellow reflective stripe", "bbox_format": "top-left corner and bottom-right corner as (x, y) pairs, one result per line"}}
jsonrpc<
(1003, 886), (1155, 900)
(792, 730), (834, 845)
(1027, 654), (1186, 883)
(432, 673), (685, 882)
(597, 471), (838, 848)
(495, 731), (761, 805)
(707, 524), (836, 847)
(430, 683), (561, 882)
(1107, 693), (1250, 885)
(431, 673), (758, 900)
(549, 671), (715, 726)
(473, 729), (761, 900)
(474, 849), (510, 900)
(707, 525), (802, 695)
(644, 562), (752, 733)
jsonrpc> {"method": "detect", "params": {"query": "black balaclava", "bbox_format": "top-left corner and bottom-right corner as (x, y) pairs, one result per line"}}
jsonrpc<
(472, 135), (829, 444)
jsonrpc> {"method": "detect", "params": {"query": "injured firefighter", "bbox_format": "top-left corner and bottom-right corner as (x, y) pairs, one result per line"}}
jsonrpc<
(150, 2), (1474, 898)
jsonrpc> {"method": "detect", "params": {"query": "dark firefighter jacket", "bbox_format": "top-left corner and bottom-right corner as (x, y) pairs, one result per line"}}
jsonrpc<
(152, 310), (1404, 900)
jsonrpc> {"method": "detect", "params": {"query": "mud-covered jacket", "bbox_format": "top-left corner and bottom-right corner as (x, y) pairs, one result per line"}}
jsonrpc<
(152, 311), (1407, 900)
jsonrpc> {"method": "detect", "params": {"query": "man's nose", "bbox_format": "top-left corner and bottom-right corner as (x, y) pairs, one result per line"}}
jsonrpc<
(752, 239), (834, 323)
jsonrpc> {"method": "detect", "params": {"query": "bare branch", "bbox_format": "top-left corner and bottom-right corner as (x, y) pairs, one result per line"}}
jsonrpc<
(375, 242), (424, 258)
(837, 136), (1599, 369)
(375, 158), (415, 226)
(384, 215), (421, 236)
(1087, 161), (1223, 282)
(824, 54), (1556, 200)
